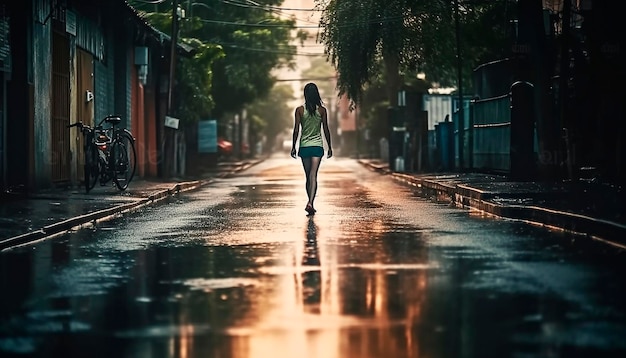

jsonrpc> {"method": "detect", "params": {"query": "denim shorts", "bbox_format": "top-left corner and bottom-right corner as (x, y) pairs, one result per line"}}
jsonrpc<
(298, 146), (324, 158)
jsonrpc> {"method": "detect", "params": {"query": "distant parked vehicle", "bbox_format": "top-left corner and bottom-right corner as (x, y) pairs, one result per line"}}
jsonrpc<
(218, 137), (233, 158)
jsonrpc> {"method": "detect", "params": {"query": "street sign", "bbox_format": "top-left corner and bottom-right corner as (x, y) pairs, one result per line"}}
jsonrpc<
(198, 120), (217, 153)
(164, 116), (179, 129)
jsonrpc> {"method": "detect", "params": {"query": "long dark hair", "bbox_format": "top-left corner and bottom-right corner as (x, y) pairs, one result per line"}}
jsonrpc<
(304, 82), (323, 116)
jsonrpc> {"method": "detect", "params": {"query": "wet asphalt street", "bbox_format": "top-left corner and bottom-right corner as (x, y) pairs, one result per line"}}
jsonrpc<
(1, 155), (626, 358)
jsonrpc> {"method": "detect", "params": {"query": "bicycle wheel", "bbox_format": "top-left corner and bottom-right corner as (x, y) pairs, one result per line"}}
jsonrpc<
(84, 143), (99, 193)
(120, 132), (137, 184)
(111, 134), (137, 191)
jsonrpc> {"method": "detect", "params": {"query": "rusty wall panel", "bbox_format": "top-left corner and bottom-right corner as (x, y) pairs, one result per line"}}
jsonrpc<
(51, 30), (70, 183)
(74, 49), (93, 182)
(77, 49), (93, 126)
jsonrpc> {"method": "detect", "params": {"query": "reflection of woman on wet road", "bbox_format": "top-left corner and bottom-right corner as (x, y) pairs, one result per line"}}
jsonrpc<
(304, 216), (320, 265)
(302, 216), (321, 305)
(291, 83), (333, 215)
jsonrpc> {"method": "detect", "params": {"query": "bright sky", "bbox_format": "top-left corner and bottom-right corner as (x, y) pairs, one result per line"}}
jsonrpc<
(272, 0), (327, 111)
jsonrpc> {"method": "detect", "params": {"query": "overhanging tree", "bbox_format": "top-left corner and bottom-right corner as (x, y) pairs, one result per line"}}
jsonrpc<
(128, 2), (224, 124)
(186, 0), (305, 117)
(128, 0), (304, 121)
(317, 0), (513, 104)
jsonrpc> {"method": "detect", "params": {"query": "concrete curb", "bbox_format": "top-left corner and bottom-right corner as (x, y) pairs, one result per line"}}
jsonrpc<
(0, 181), (205, 252)
(452, 183), (626, 243)
(360, 160), (626, 249)
(0, 159), (265, 252)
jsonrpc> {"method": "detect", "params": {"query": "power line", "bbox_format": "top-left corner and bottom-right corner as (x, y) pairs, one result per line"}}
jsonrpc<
(218, 42), (325, 56)
(132, 1), (409, 30)
(222, 0), (323, 12)
(292, 43), (326, 48)
(198, 14), (407, 29)
(275, 76), (336, 82)
(198, 18), (320, 28)
(131, 0), (168, 4)
(221, 0), (321, 25)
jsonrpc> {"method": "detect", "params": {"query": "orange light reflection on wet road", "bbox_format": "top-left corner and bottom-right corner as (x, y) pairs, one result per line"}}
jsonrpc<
(223, 212), (427, 358)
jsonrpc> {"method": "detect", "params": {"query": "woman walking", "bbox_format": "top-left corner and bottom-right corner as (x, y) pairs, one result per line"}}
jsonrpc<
(290, 83), (333, 215)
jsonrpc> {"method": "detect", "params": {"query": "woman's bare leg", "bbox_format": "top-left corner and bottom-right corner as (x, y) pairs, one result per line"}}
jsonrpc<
(301, 157), (313, 202)
(301, 156), (322, 211)
(307, 157), (322, 209)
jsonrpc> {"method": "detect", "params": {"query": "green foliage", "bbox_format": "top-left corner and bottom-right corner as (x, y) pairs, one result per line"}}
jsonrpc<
(127, 0), (301, 124)
(360, 78), (389, 139)
(317, 0), (514, 102)
(176, 39), (225, 122)
(184, 0), (299, 117)
(245, 83), (295, 147)
(130, 9), (223, 124)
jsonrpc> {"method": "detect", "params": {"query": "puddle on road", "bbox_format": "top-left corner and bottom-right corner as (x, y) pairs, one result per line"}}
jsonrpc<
(114, 324), (213, 338)
(258, 263), (434, 275)
(173, 277), (259, 292)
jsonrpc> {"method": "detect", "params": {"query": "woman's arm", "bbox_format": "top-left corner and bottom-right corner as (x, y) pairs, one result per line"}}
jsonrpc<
(320, 107), (333, 158)
(291, 106), (302, 158)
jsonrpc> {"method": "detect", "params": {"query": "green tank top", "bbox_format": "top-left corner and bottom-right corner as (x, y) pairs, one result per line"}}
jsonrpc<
(299, 106), (323, 148)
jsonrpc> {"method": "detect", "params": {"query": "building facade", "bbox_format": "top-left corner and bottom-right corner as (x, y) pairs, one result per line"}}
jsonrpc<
(0, 0), (178, 192)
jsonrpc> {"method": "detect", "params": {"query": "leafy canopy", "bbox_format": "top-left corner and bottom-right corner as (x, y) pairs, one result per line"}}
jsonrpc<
(128, 0), (303, 121)
(317, 0), (514, 102)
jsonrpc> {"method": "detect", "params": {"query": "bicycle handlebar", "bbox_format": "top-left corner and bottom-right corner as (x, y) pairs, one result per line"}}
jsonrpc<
(67, 122), (94, 133)
(67, 121), (83, 128)
(69, 115), (124, 131)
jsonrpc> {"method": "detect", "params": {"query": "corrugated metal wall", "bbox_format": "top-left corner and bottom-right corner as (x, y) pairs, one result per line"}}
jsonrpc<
(0, 5), (8, 188)
(32, 0), (53, 187)
(75, 13), (104, 61)
(95, 50), (114, 122)
(51, 29), (70, 183)
(472, 95), (511, 172)
(114, 36), (132, 130)
(423, 95), (452, 131)
(0, 6), (10, 73)
(453, 99), (472, 170)
(33, 0), (50, 24)
(95, 23), (131, 130)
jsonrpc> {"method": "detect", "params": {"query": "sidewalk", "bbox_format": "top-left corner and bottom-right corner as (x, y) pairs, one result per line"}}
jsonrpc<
(0, 159), (262, 251)
(359, 159), (626, 249)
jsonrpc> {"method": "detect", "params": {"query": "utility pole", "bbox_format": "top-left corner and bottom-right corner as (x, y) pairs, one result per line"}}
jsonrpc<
(238, 111), (243, 161)
(168, 0), (179, 114)
(559, 0), (572, 179)
(454, 0), (464, 170)
(164, 0), (180, 177)
(355, 105), (359, 159)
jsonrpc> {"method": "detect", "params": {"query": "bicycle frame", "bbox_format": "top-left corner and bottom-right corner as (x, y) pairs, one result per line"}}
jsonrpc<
(68, 115), (137, 193)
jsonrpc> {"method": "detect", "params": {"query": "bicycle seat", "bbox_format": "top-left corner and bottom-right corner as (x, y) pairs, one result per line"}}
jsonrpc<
(104, 115), (122, 125)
